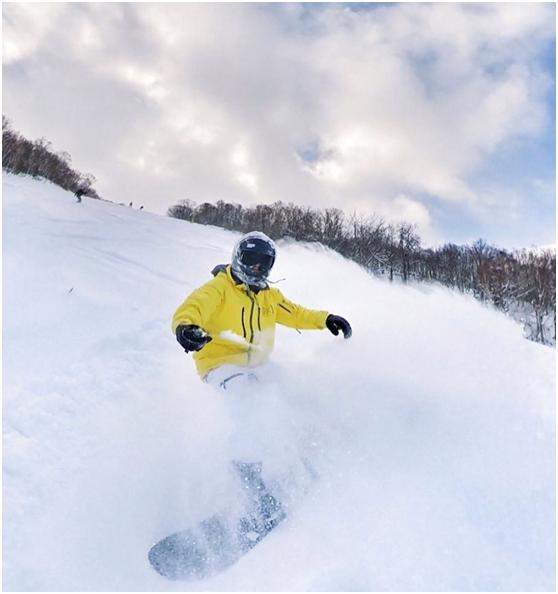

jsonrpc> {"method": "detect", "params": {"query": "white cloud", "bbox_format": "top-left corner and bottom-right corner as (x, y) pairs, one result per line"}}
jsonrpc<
(2, 2), (554, 242)
(392, 195), (432, 229)
(2, 3), (62, 63)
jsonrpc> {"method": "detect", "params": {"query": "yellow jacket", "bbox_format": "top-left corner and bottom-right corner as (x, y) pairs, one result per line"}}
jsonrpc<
(172, 265), (329, 378)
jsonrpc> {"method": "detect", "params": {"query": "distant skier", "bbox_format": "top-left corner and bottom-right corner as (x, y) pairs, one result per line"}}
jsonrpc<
(172, 231), (352, 387)
(74, 188), (86, 203)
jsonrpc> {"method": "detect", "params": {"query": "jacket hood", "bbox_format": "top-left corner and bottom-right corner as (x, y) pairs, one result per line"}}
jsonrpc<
(211, 264), (228, 278)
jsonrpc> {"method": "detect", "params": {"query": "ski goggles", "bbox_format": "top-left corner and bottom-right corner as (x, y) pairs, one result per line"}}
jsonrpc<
(239, 251), (275, 270)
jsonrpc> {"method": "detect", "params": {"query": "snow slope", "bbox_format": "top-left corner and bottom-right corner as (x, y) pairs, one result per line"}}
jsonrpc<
(3, 174), (555, 591)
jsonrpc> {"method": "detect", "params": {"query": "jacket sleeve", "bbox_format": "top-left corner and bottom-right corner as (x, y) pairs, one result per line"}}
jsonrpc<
(172, 279), (224, 334)
(274, 290), (329, 330)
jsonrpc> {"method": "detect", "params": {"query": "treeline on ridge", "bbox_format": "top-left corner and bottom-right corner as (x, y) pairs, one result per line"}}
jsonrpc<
(168, 198), (556, 346)
(2, 116), (100, 199)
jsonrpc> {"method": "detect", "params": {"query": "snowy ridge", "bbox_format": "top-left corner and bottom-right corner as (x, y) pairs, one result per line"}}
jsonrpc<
(3, 174), (555, 591)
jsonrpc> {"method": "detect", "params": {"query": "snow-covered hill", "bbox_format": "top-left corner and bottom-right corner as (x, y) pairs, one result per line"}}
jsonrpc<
(3, 174), (555, 591)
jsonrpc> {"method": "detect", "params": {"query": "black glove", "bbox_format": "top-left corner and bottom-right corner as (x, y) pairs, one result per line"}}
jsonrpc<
(326, 314), (352, 339)
(176, 324), (212, 353)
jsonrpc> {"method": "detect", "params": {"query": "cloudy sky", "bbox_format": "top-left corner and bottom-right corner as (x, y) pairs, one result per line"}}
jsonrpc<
(3, 2), (555, 248)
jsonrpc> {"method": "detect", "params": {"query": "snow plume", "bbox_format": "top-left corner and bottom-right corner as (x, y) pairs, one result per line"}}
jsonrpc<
(3, 174), (555, 590)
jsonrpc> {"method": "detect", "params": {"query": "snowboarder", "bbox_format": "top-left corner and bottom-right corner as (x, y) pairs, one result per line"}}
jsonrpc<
(74, 188), (86, 203)
(154, 231), (352, 580)
(172, 230), (352, 387)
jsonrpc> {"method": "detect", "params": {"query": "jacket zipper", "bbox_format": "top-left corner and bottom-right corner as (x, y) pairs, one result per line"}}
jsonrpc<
(241, 307), (247, 340)
(278, 303), (292, 314)
(243, 291), (256, 366)
(247, 293), (255, 343)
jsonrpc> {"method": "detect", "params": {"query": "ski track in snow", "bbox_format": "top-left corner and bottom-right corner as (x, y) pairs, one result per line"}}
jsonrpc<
(3, 174), (556, 591)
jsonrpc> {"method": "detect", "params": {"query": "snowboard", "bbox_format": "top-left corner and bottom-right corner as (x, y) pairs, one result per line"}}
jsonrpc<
(148, 463), (286, 581)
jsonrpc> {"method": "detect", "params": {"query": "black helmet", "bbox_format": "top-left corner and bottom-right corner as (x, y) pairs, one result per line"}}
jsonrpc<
(232, 231), (276, 288)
